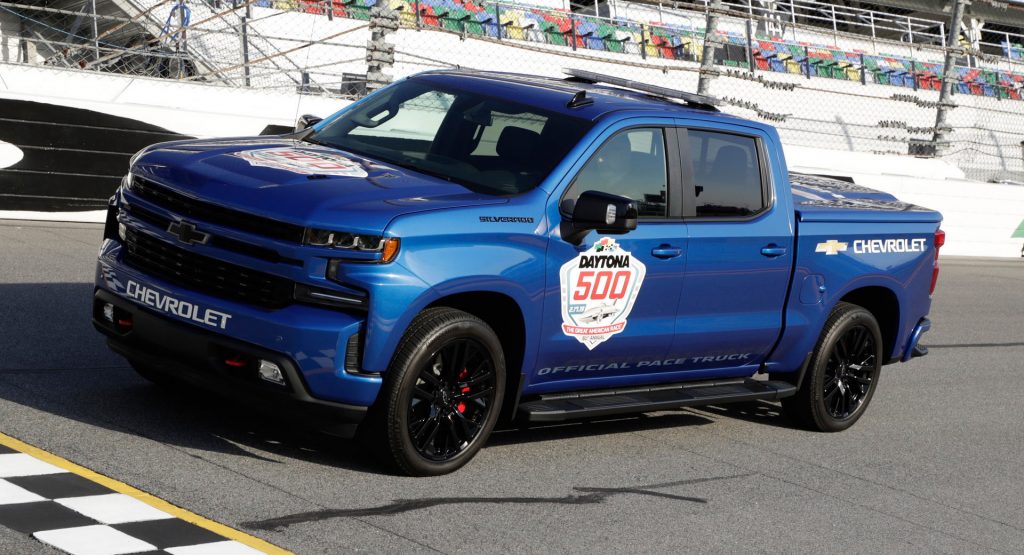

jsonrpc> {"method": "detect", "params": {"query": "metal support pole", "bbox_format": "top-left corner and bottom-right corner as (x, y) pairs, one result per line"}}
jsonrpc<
(831, 4), (837, 45)
(570, 15), (577, 51)
(804, 44), (810, 79)
(746, 17), (755, 74)
(239, 0), (251, 87)
(415, 0), (420, 29)
(495, 3), (501, 40)
(640, 24), (646, 60)
(860, 52), (866, 85)
(90, 0), (99, 62)
(932, 0), (968, 154)
(790, 0), (796, 42)
(697, 0), (721, 96)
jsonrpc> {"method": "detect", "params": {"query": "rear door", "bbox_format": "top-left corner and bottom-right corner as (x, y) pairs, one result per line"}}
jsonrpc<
(666, 123), (793, 375)
(533, 124), (688, 390)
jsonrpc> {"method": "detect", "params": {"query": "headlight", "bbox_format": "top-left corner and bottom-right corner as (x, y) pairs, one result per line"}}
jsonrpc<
(121, 172), (134, 191)
(304, 229), (400, 262)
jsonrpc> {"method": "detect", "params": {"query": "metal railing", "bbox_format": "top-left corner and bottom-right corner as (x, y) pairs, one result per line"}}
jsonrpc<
(1, 0), (1022, 182)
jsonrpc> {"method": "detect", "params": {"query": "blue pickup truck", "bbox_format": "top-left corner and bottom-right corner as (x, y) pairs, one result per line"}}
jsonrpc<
(94, 69), (942, 475)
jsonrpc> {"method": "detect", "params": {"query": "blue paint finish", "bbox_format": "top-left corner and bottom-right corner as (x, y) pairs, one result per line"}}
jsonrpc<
(95, 70), (943, 419)
(96, 241), (382, 406)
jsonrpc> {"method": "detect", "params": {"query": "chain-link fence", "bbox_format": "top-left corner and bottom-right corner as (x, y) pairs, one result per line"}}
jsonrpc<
(1, 0), (1022, 182)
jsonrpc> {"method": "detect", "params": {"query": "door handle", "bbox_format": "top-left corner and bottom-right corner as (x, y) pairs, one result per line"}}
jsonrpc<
(651, 245), (683, 259)
(761, 245), (788, 257)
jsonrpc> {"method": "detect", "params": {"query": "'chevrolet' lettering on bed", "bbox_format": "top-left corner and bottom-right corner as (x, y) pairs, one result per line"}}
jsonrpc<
(853, 238), (927, 254)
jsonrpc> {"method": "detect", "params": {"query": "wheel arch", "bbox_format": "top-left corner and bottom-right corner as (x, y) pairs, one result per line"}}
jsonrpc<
(425, 291), (528, 420)
(838, 285), (900, 362)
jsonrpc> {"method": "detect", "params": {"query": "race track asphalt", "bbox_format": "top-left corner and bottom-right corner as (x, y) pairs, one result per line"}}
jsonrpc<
(1, 219), (1022, 554)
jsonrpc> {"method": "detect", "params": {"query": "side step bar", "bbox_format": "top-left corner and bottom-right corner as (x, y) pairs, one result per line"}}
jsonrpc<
(518, 378), (796, 422)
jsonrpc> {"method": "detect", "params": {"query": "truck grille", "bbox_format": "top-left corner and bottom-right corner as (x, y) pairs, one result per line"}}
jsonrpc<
(131, 177), (305, 243)
(123, 228), (293, 309)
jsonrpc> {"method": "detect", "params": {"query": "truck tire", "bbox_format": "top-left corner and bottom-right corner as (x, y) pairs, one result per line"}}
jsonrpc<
(780, 302), (883, 432)
(373, 307), (505, 476)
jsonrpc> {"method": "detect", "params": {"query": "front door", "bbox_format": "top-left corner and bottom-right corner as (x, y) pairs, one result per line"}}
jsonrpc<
(533, 126), (688, 391)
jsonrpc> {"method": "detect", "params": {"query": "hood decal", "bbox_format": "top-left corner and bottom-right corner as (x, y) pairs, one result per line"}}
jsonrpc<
(232, 147), (368, 178)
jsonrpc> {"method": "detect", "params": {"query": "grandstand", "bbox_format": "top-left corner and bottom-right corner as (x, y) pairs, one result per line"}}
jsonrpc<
(1, 0), (1024, 182)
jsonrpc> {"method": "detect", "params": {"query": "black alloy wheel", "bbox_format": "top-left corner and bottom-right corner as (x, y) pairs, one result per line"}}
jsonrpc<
(369, 307), (506, 476)
(822, 324), (877, 420)
(408, 338), (497, 461)
(776, 301), (883, 432)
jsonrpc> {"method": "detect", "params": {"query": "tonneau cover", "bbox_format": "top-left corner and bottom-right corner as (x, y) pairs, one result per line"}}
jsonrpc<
(790, 173), (942, 223)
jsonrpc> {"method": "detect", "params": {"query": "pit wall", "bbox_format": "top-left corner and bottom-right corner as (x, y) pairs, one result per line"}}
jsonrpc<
(0, 63), (1020, 258)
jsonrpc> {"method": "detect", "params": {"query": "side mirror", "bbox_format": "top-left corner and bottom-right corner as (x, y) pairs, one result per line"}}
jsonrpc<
(295, 114), (323, 132)
(562, 190), (638, 244)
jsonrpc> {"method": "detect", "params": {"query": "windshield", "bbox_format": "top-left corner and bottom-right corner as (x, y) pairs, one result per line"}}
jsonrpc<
(308, 78), (592, 195)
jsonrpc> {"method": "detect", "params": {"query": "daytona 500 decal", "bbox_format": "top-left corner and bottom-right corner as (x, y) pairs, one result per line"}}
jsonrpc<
(559, 237), (646, 350)
(232, 147), (368, 177)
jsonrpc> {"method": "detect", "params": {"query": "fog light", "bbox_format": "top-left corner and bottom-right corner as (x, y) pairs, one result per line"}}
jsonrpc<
(102, 303), (114, 323)
(258, 360), (285, 385)
(224, 355), (249, 368)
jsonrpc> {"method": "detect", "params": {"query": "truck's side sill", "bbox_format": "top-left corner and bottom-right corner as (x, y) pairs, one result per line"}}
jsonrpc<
(518, 378), (796, 422)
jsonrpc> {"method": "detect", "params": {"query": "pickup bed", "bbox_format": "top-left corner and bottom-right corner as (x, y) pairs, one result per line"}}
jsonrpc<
(93, 69), (942, 475)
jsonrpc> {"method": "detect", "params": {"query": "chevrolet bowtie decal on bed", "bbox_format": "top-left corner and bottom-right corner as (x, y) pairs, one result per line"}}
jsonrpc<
(816, 239), (849, 255)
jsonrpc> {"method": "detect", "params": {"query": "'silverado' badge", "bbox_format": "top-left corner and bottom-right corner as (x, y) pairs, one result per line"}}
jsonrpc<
(559, 237), (647, 350)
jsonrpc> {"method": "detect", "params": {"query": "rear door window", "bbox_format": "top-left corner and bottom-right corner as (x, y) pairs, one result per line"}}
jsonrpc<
(686, 130), (765, 217)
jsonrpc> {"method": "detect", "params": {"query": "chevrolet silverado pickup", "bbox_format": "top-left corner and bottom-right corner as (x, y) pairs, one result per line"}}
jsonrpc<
(94, 69), (943, 475)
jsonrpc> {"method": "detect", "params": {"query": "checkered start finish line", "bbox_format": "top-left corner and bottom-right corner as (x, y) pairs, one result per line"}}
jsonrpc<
(0, 436), (290, 555)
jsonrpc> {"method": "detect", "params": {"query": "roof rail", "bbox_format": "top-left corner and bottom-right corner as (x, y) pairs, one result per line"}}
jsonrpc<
(562, 69), (720, 111)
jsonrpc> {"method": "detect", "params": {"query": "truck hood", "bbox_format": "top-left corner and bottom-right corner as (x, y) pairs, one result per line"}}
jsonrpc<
(132, 137), (507, 234)
(790, 172), (941, 223)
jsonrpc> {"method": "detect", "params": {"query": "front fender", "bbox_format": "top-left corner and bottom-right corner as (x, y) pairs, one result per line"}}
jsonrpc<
(356, 202), (549, 373)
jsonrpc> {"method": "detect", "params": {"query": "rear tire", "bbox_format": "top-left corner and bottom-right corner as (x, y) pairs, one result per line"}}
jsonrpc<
(779, 302), (883, 432)
(371, 308), (505, 476)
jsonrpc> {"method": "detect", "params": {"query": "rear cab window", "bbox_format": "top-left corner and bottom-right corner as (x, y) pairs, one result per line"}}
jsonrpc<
(685, 129), (767, 218)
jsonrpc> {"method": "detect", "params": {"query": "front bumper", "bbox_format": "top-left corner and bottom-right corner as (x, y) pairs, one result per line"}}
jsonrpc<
(95, 240), (383, 414)
(94, 290), (367, 436)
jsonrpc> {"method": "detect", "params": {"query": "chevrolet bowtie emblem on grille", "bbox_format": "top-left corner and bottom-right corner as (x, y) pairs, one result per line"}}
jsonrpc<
(167, 221), (210, 245)
(815, 239), (848, 255)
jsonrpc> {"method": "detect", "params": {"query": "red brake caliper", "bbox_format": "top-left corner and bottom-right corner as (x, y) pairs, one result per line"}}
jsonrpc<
(457, 368), (469, 413)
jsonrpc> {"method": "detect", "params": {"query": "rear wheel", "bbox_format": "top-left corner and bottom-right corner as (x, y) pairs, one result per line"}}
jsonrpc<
(373, 308), (505, 476)
(779, 302), (883, 432)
